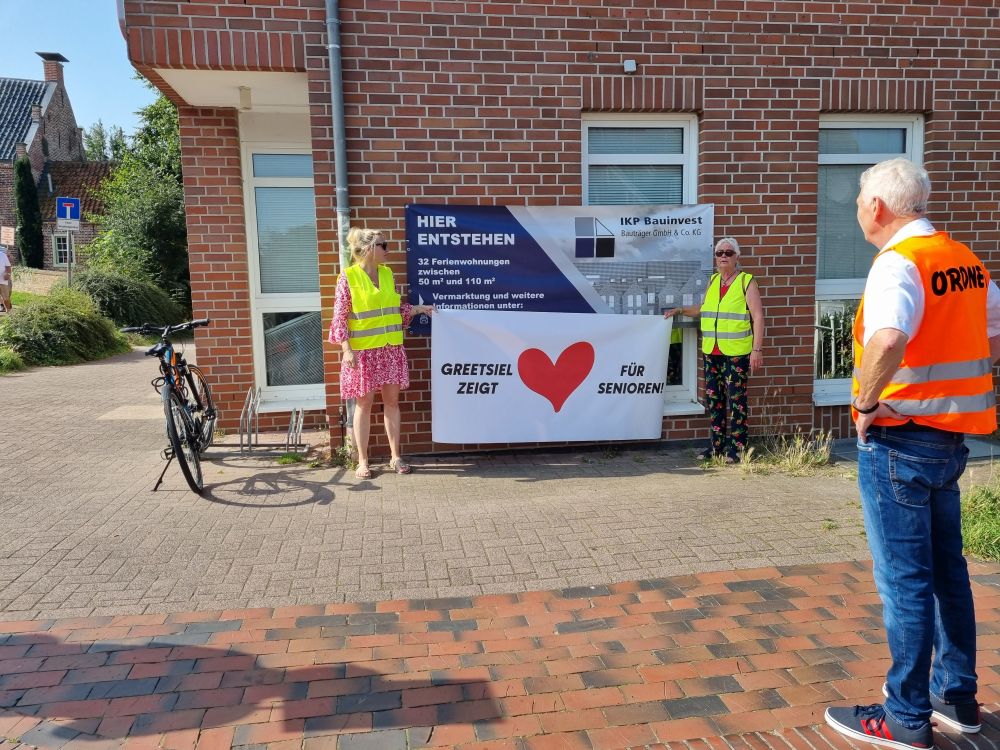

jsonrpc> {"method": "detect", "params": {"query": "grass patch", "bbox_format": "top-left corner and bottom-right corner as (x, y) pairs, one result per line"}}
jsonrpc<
(10, 291), (43, 307)
(276, 452), (305, 465)
(963, 480), (1000, 562)
(739, 431), (834, 476)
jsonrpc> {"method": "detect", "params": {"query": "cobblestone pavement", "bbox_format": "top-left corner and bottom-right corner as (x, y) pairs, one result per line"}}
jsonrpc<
(3, 351), (1000, 749)
(0, 349), (881, 621)
(0, 562), (997, 750)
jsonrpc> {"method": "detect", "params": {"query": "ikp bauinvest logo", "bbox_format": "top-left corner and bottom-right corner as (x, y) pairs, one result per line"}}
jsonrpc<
(574, 216), (616, 258)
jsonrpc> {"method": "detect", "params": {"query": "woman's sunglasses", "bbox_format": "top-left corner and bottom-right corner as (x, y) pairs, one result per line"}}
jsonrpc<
(374, 241), (388, 250)
(714, 250), (736, 257)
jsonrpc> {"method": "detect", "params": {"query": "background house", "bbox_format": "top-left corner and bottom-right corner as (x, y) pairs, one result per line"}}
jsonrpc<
(0, 52), (108, 270)
(117, 0), (1000, 452)
(37, 161), (112, 270)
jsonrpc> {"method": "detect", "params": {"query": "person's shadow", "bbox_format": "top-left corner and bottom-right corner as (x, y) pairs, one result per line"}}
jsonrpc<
(0, 621), (503, 746)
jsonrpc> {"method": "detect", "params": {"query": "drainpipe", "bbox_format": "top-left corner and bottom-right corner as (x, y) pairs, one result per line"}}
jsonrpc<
(325, 0), (351, 270)
(325, 0), (355, 449)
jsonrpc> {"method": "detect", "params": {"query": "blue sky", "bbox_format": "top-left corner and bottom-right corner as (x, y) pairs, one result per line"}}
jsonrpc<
(2, 0), (157, 136)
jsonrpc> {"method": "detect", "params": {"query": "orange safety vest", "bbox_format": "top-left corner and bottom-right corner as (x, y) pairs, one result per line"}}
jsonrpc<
(851, 232), (997, 434)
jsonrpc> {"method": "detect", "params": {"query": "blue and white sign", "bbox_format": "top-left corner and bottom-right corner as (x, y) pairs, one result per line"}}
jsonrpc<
(406, 204), (714, 334)
(56, 197), (81, 231)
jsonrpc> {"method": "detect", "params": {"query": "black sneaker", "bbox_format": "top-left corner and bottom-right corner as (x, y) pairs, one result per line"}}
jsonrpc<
(882, 682), (981, 734)
(825, 704), (934, 750)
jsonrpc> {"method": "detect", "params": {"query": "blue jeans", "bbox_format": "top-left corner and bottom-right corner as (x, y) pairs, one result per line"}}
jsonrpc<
(857, 426), (976, 728)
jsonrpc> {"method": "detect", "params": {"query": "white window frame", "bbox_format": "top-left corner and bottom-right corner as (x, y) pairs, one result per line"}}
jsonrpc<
(52, 232), (75, 267)
(242, 144), (324, 411)
(582, 113), (702, 414)
(813, 115), (924, 406)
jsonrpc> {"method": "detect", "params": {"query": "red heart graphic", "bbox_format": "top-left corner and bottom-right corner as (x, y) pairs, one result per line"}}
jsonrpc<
(517, 342), (595, 413)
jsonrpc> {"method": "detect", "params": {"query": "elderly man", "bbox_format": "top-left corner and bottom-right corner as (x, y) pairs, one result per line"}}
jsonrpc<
(825, 158), (1000, 749)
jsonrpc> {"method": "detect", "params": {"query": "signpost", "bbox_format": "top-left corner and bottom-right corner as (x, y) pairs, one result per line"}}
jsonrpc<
(55, 197), (80, 285)
(0, 226), (13, 247)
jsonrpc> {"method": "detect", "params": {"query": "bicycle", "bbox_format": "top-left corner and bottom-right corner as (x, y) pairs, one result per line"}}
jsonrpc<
(121, 319), (217, 494)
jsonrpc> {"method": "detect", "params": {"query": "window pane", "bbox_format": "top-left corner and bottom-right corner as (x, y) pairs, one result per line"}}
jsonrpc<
(589, 165), (683, 204)
(815, 299), (859, 379)
(819, 128), (905, 155)
(255, 187), (319, 294)
(667, 335), (684, 386)
(252, 153), (314, 178)
(588, 127), (684, 155)
(263, 311), (324, 386)
(817, 165), (876, 279)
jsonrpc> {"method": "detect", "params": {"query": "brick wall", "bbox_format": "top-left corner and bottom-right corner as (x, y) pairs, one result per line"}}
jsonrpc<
(122, 0), (1000, 453)
(37, 80), (84, 164)
(177, 107), (258, 431)
(40, 222), (98, 270)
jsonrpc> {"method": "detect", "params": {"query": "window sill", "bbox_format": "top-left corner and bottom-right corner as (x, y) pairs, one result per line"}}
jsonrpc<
(812, 391), (851, 407)
(258, 396), (326, 414)
(662, 401), (705, 417)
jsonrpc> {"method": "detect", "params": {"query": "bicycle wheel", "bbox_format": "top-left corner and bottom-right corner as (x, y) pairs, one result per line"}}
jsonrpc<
(187, 365), (217, 451)
(163, 385), (204, 494)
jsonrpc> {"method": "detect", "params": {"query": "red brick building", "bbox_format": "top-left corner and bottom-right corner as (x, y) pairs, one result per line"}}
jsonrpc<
(36, 161), (113, 270)
(0, 53), (91, 268)
(118, 0), (1000, 454)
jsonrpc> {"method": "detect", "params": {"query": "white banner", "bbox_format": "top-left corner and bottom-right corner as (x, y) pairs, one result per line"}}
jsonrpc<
(431, 310), (671, 444)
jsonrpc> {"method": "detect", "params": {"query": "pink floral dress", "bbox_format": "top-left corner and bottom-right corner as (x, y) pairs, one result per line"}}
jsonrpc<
(328, 272), (416, 399)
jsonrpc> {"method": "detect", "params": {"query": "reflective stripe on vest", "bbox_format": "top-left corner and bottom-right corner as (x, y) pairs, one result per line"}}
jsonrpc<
(881, 391), (997, 416)
(851, 233), (997, 434)
(348, 324), (403, 341)
(349, 307), (400, 321)
(345, 264), (404, 350)
(700, 271), (753, 356)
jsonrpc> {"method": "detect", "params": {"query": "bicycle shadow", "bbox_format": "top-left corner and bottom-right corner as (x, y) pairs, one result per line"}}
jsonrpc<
(198, 468), (342, 508)
(0, 627), (503, 745)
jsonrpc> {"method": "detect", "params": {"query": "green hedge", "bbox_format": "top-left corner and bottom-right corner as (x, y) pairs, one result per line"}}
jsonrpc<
(70, 269), (186, 327)
(0, 288), (129, 366)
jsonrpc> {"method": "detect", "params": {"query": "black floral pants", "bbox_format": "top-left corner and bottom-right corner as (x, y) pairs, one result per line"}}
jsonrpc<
(703, 354), (750, 459)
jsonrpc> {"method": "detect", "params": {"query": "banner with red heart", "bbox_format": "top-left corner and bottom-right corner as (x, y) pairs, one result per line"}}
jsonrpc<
(432, 310), (670, 444)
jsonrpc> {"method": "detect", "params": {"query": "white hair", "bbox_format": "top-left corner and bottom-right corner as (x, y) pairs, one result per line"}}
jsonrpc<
(859, 158), (930, 217)
(714, 237), (740, 256)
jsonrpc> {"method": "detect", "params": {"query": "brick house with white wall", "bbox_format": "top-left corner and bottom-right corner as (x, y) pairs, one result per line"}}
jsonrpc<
(118, 0), (1000, 455)
(0, 53), (92, 267)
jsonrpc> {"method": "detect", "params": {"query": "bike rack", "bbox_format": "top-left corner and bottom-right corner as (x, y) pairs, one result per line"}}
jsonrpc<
(239, 386), (309, 453)
(239, 386), (261, 452)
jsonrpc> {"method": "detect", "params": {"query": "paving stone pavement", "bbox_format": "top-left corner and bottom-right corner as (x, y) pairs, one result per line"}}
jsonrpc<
(0, 348), (886, 621)
(0, 562), (997, 750)
(3, 350), (1000, 750)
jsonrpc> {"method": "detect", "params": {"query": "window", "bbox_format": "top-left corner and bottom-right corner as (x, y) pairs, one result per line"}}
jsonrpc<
(583, 114), (701, 413)
(53, 233), (74, 266)
(244, 149), (323, 409)
(813, 116), (923, 405)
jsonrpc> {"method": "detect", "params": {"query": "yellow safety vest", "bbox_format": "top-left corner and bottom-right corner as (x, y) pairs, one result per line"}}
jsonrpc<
(701, 271), (753, 355)
(344, 264), (404, 350)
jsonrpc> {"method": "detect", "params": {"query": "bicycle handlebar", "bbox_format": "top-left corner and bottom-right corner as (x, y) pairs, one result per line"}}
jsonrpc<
(120, 319), (211, 336)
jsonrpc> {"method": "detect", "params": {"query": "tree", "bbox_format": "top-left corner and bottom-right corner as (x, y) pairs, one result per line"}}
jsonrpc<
(86, 89), (189, 304)
(13, 157), (43, 268)
(84, 120), (128, 162)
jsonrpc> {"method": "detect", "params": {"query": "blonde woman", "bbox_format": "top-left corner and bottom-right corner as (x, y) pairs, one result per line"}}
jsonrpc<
(328, 228), (434, 479)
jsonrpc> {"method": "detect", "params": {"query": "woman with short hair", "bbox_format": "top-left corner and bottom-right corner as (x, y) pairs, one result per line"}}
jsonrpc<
(665, 237), (765, 462)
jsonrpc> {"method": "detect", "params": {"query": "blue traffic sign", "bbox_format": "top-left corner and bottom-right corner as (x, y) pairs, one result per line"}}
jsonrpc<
(56, 197), (80, 221)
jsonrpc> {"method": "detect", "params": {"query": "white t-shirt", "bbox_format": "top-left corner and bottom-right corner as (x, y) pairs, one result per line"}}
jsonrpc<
(862, 218), (1000, 344)
(0, 250), (10, 283)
